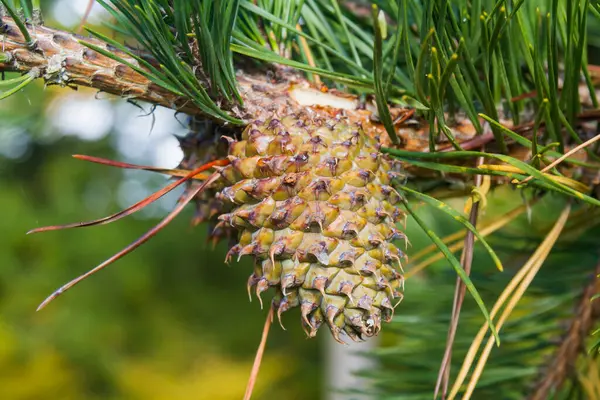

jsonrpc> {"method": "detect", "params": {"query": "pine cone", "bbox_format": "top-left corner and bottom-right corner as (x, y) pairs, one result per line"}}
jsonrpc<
(215, 115), (406, 342)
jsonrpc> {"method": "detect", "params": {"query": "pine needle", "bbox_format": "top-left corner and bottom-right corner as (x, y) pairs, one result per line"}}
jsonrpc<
(295, 24), (321, 86)
(403, 198), (501, 345)
(71, 155), (211, 180)
(435, 158), (484, 399)
(36, 173), (220, 311)
(77, 0), (95, 34)
(244, 304), (274, 400)
(448, 203), (572, 400)
(28, 158), (226, 234)
(516, 133), (600, 185)
(406, 200), (535, 279)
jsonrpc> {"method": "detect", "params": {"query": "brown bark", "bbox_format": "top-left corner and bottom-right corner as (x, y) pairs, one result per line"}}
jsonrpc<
(0, 16), (204, 115)
(529, 262), (600, 400)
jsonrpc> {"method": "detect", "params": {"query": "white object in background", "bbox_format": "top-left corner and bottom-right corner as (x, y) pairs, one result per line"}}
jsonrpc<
(325, 334), (378, 400)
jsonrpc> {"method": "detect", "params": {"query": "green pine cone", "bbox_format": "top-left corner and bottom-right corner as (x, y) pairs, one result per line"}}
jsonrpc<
(214, 115), (406, 342)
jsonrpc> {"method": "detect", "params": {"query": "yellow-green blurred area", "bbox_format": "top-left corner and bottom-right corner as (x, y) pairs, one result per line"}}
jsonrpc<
(0, 90), (318, 398)
(2, 2), (600, 400)
(1, 79), (317, 399)
(0, 3), (318, 399)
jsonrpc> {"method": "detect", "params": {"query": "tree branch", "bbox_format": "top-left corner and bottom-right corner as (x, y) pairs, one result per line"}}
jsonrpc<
(529, 261), (600, 400)
(1, 16), (200, 114)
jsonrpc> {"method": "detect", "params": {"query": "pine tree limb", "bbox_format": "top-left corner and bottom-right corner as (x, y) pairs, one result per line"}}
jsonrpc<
(529, 260), (600, 400)
(0, 16), (204, 115)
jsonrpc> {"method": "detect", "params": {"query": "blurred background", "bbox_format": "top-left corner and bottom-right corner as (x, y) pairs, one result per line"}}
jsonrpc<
(2, 1), (600, 400)
(0, 2), (324, 399)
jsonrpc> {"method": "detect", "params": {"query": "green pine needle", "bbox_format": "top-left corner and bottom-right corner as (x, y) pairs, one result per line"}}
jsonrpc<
(402, 198), (501, 346)
(400, 185), (504, 272)
(0, 0), (33, 45)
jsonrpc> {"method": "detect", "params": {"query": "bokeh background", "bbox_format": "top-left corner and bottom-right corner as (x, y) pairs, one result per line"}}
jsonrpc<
(0, 2), (325, 399)
(2, 1), (600, 400)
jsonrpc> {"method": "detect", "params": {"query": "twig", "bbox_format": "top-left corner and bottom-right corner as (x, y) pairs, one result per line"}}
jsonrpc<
(517, 133), (600, 185)
(437, 109), (600, 153)
(435, 156), (484, 399)
(244, 304), (275, 400)
(0, 16), (201, 115)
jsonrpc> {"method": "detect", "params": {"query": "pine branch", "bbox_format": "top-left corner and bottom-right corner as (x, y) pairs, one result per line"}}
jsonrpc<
(0, 16), (201, 115)
(0, 12), (511, 159)
(0, 16), (379, 129)
(529, 260), (600, 400)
